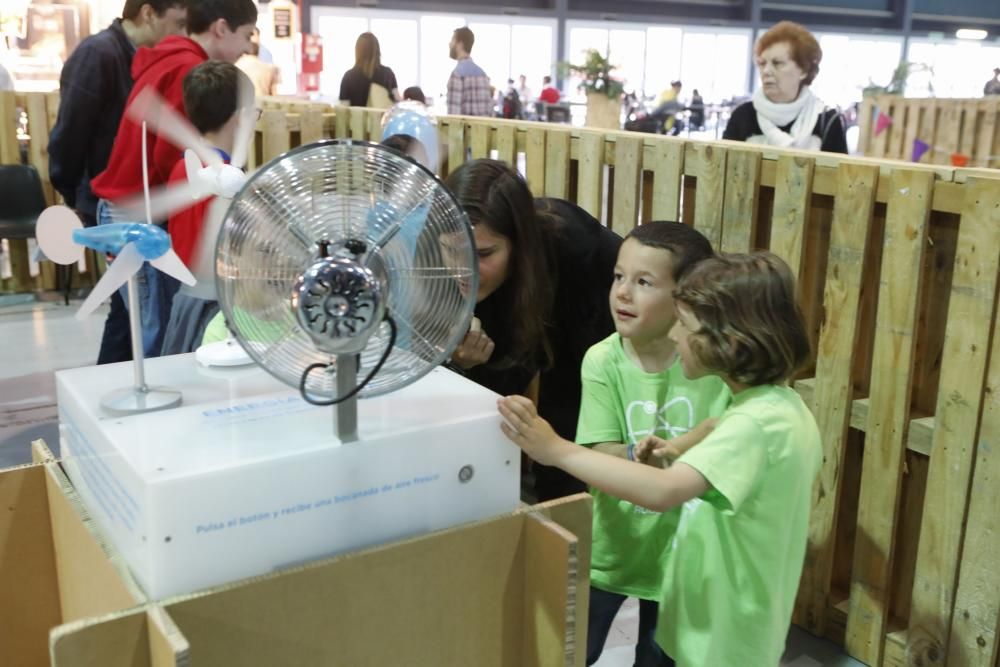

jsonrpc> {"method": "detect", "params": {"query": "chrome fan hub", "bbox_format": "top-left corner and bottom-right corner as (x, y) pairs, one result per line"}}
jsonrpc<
(292, 243), (387, 355)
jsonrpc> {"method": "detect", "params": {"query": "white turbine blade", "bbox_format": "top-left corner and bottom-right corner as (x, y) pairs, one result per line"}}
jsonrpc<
(36, 205), (85, 265)
(150, 248), (196, 286)
(128, 87), (222, 168)
(115, 181), (209, 223)
(230, 78), (256, 169)
(76, 243), (144, 320)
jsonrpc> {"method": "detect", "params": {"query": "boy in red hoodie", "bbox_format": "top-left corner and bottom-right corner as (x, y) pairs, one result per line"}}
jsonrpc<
(90, 0), (257, 359)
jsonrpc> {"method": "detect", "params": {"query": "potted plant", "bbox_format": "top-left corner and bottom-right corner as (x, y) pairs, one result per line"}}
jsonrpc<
(560, 48), (624, 130)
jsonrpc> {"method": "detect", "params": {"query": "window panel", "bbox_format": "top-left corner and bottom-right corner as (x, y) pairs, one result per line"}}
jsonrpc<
(420, 15), (465, 109)
(645, 27), (682, 99)
(510, 24), (554, 101)
(370, 18), (419, 94)
(318, 16), (368, 98)
(468, 22), (511, 93)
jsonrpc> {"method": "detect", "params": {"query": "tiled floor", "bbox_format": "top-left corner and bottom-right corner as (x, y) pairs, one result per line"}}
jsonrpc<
(1, 297), (864, 666)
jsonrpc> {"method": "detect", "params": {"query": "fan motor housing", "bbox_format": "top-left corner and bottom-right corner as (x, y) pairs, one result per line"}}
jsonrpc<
(292, 250), (387, 355)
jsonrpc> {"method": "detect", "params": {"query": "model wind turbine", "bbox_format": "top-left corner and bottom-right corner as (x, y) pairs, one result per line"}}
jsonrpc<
(36, 82), (256, 414)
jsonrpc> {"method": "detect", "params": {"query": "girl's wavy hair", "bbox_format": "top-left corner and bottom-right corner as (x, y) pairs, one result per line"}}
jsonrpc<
(674, 251), (810, 386)
(444, 159), (556, 371)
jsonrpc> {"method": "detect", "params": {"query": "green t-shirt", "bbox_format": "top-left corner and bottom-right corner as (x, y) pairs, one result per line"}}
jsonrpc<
(575, 333), (731, 600)
(655, 384), (822, 666)
(201, 308), (292, 347)
(201, 311), (230, 345)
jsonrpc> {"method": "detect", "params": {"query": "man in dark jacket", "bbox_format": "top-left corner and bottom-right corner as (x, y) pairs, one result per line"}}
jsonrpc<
(48, 0), (186, 365)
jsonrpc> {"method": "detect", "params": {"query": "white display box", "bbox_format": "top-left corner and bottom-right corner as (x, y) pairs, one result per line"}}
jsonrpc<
(56, 355), (520, 599)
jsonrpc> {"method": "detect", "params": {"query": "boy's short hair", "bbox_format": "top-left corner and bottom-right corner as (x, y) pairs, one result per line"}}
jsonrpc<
(674, 251), (810, 386)
(453, 27), (475, 53)
(625, 221), (714, 281)
(183, 61), (250, 134)
(403, 86), (426, 104)
(122, 0), (185, 21)
(186, 0), (257, 34)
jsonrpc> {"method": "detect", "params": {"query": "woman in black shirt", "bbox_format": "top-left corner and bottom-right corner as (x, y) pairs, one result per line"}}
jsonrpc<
(723, 21), (847, 154)
(444, 159), (622, 501)
(338, 32), (399, 107)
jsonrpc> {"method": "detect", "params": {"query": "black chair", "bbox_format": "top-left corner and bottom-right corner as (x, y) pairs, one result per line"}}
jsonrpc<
(0, 164), (71, 304)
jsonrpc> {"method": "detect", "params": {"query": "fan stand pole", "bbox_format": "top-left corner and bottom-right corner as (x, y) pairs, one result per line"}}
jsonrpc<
(335, 354), (359, 443)
(100, 275), (182, 416)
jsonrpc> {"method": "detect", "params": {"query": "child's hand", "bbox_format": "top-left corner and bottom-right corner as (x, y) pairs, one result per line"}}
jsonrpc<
(637, 418), (718, 465)
(497, 395), (562, 466)
(451, 320), (494, 369)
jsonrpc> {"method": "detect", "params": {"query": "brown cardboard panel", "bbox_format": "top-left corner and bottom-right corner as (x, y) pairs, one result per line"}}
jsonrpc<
(146, 607), (189, 667)
(162, 511), (544, 666)
(44, 462), (145, 621)
(0, 463), (62, 667)
(521, 513), (578, 667)
(50, 609), (152, 667)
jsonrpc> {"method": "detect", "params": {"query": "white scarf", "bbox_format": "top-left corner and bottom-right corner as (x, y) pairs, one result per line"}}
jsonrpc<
(751, 86), (825, 150)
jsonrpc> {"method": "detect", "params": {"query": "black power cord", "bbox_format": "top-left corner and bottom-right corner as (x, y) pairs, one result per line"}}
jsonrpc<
(298, 314), (398, 406)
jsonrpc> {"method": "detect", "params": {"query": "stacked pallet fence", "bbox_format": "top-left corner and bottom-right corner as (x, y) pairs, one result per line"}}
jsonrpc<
(0, 90), (102, 295)
(317, 109), (1000, 665)
(860, 94), (1000, 169)
(10, 94), (1000, 665)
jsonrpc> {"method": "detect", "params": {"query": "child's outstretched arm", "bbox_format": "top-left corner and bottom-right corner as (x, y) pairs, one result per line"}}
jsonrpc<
(635, 417), (717, 467)
(499, 395), (710, 512)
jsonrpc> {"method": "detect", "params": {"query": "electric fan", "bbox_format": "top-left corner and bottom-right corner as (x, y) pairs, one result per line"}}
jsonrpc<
(215, 139), (478, 441)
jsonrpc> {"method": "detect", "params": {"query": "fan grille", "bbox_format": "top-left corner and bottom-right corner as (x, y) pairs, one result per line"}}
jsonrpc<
(216, 140), (478, 399)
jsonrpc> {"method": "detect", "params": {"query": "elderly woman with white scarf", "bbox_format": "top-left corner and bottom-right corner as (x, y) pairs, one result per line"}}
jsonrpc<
(724, 21), (847, 153)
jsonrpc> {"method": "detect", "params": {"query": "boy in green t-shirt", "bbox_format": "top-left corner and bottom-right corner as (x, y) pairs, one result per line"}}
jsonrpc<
(499, 251), (822, 666)
(577, 222), (731, 666)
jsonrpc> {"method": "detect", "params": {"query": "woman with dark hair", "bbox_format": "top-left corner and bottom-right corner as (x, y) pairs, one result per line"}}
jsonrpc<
(444, 159), (622, 501)
(338, 32), (399, 108)
(723, 21), (847, 153)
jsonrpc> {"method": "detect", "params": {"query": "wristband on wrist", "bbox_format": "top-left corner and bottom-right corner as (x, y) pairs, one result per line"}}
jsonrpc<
(626, 443), (636, 461)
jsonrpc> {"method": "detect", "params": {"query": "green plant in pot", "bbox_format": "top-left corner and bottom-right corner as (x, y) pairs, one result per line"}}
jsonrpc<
(560, 48), (624, 129)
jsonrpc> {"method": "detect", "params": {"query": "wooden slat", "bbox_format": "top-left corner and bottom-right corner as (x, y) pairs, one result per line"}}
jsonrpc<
(576, 131), (604, 221)
(886, 99), (906, 161)
(916, 100), (937, 164)
(610, 136), (642, 237)
(872, 96), (891, 159)
(902, 100), (922, 165)
(974, 99), (998, 168)
(544, 131), (570, 199)
(349, 108), (366, 141)
(796, 162), (878, 637)
(299, 108), (324, 145)
(367, 111), (383, 142)
(719, 149), (761, 253)
(769, 154), (815, 281)
(334, 105), (348, 139)
(935, 103), (961, 165)
(469, 124), (490, 160)
(525, 127), (546, 197)
(948, 302), (1000, 666)
(906, 177), (1000, 664)
(645, 140), (684, 222)
(843, 170), (934, 664)
(447, 121), (466, 177)
(494, 125), (516, 167)
(691, 144), (726, 248)
(0, 91), (18, 163)
(261, 110), (290, 163)
(958, 100), (979, 161)
(858, 96), (875, 155)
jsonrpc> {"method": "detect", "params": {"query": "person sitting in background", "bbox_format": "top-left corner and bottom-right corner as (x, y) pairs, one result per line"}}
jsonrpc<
(403, 86), (426, 104)
(723, 21), (847, 153)
(161, 61), (254, 355)
(339, 32), (398, 108)
(689, 88), (705, 130)
(237, 28), (279, 97)
(539, 75), (560, 104)
(654, 80), (684, 136)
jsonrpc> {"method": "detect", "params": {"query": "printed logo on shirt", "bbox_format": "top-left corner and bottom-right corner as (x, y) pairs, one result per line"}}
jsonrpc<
(624, 396), (695, 515)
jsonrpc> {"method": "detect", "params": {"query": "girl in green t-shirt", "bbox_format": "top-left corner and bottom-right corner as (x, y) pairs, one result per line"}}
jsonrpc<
(499, 251), (822, 667)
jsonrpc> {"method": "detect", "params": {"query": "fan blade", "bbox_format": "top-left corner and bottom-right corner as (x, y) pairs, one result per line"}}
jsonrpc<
(36, 205), (85, 265)
(76, 243), (144, 320)
(128, 86), (222, 169)
(150, 248), (197, 286)
(114, 181), (209, 223)
(230, 77), (256, 169)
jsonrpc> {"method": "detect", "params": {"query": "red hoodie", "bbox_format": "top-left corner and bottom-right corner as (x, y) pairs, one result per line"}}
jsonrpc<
(91, 35), (208, 203)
